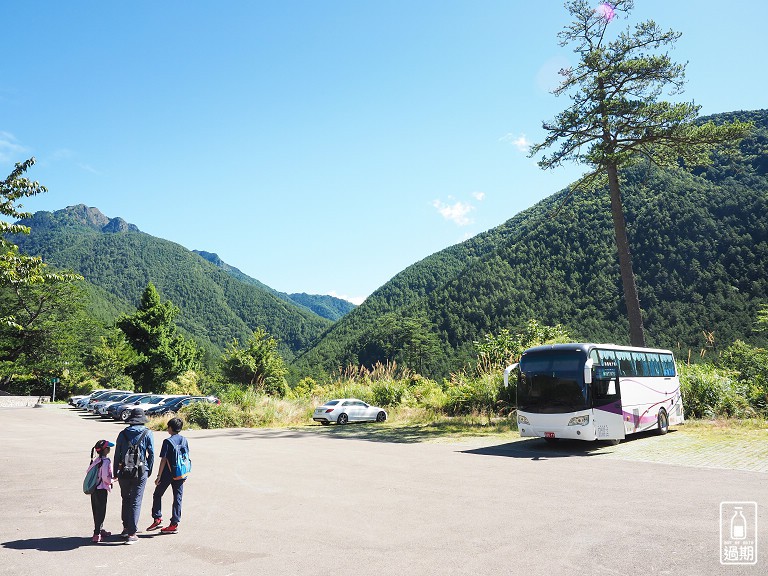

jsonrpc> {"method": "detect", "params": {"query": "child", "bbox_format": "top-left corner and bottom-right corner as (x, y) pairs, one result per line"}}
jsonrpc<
(87, 439), (116, 543)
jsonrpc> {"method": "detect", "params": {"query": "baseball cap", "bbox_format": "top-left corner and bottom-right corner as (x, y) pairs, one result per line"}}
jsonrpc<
(94, 439), (115, 451)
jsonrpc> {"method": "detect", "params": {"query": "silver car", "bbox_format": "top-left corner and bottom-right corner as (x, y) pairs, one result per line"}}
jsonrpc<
(313, 398), (387, 426)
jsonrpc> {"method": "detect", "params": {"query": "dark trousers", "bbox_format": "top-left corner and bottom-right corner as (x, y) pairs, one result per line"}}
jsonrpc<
(151, 474), (185, 524)
(119, 474), (148, 535)
(90, 489), (108, 535)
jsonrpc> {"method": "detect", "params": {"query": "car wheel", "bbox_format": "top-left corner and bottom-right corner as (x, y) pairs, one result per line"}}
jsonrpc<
(120, 409), (131, 421)
(321, 421), (330, 426)
(657, 408), (669, 435)
(337, 413), (349, 425)
(376, 411), (387, 423)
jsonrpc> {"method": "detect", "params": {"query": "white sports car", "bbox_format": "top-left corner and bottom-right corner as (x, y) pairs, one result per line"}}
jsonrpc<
(313, 398), (387, 425)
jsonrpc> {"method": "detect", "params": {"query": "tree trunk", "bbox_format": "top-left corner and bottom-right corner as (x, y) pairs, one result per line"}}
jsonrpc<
(606, 164), (646, 347)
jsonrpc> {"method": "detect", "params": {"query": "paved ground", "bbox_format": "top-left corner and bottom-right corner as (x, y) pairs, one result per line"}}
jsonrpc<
(0, 405), (765, 576)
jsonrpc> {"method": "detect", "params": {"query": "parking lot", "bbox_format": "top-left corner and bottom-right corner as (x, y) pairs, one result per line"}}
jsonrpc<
(1, 405), (765, 575)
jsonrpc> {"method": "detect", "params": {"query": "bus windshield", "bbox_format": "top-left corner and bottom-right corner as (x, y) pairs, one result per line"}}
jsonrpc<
(518, 350), (589, 413)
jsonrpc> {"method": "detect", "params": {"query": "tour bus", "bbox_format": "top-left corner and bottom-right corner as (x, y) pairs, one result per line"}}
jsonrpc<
(504, 343), (684, 443)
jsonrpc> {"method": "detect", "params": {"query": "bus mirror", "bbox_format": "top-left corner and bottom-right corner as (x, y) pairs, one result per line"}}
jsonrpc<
(503, 364), (519, 388)
(584, 359), (593, 384)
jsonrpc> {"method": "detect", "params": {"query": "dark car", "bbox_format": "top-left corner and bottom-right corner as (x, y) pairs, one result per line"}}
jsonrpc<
(144, 395), (220, 416)
(106, 393), (153, 420)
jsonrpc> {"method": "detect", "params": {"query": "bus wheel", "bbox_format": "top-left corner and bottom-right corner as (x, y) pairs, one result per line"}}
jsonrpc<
(657, 409), (669, 435)
(606, 438), (621, 446)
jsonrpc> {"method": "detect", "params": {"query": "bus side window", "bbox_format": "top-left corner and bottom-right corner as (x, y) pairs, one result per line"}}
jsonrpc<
(646, 353), (662, 376)
(631, 352), (648, 376)
(597, 349), (616, 366)
(616, 351), (634, 376)
(660, 354), (676, 376)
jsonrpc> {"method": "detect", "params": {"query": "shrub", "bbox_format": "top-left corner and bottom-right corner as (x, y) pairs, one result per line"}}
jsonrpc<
(718, 341), (768, 415)
(678, 363), (755, 419)
(371, 380), (408, 407)
(291, 377), (317, 399)
(163, 370), (204, 396)
(184, 402), (245, 429)
(443, 372), (501, 416)
(403, 377), (447, 411)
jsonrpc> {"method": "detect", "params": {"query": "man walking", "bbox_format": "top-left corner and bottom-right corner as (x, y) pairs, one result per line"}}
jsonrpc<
(147, 417), (189, 534)
(114, 407), (154, 544)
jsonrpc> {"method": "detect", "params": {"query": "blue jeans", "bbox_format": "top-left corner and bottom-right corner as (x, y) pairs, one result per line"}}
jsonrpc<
(119, 473), (148, 535)
(151, 474), (185, 524)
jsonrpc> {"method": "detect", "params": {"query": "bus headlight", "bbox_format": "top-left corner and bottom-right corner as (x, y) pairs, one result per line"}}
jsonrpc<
(517, 414), (530, 425)
(567, 415), (590, 426)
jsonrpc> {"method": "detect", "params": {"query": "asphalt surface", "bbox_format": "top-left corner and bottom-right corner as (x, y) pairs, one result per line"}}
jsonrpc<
(0, 405), (765, 576)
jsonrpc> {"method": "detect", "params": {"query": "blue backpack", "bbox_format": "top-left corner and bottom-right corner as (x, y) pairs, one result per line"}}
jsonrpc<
(171, 440), (191, 480)
(83, 459), (104, 495)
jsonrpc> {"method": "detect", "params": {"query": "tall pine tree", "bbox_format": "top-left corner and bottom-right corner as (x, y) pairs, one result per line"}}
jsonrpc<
(530, 0), (751, 346)
(117, 282), (199, 392)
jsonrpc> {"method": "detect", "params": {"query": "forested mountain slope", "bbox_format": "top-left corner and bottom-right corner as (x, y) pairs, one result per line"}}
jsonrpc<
(12, 206), (332, 358)
(294, 109), (768, 377)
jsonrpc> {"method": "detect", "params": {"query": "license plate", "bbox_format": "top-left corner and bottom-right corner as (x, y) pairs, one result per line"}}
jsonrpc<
(544, 432), (555, 439)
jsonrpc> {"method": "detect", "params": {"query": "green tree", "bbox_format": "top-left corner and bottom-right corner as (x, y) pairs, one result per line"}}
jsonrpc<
(0, 281), (95, 394)
(0, 157), (86, 394)
(116, 282), (200, 392)
(756, 304), (768, 332)
(85, 328), (137, 390)
(220, 328), (288, 397)
(0, 158), (82, 324)
(358, 313), (441, 373)
(530, 0), (751, 346)
(474, 319), (570, 373)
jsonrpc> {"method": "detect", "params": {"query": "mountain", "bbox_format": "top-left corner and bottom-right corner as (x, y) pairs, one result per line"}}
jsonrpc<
(11, 207), (333, 358)
(193, 250), (356, 321)
(293, 109), (768, 377)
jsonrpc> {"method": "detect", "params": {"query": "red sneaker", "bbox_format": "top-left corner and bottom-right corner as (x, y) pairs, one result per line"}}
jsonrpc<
(160, 524), (178, 534)
(146, 518), (162, 531)
(91, 534), (101, 543)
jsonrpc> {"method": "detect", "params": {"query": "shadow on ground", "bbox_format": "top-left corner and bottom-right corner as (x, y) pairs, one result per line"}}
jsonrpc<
(460, 429), (671, 460)
(2, 536), (93, 552)
(192, 421), (519, 445)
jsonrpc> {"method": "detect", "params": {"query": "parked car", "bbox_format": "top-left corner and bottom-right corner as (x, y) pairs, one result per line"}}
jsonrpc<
(312, 398), (387, 425)
(105, 393), (153, 420)
(144, 395), (220, 416)
(74, 389), (122, 409)
(68, 389), (109, 406)
(92, 392), (133, 416)
(132, 395), (190, 415)
(85, 391), (132, 413)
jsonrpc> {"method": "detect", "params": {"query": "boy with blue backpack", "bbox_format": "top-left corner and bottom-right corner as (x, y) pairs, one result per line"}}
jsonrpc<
(146, 417), (191, 534)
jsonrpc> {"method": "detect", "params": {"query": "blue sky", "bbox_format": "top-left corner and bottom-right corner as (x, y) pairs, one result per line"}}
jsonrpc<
(1, 1), (765, 305)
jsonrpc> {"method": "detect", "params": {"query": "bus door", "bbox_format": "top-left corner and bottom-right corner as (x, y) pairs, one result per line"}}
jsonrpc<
(589, 364), (625, 441)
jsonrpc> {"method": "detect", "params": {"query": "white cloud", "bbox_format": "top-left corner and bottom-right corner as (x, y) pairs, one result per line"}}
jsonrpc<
(328, 291), (366, 306)
(471, 191), (486, 202)
(0, 132), (29, 163)
(78, 163), (100, 175)
(500, 132), (532, 153)
(432, 199), (475, 227)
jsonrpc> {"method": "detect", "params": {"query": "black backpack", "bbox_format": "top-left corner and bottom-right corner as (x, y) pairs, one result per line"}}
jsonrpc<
(120, 428), (149, 479)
